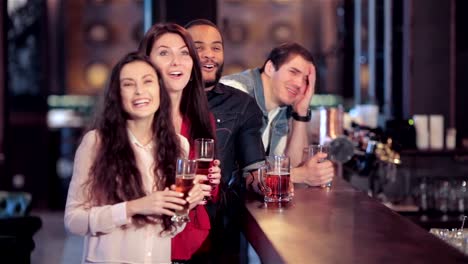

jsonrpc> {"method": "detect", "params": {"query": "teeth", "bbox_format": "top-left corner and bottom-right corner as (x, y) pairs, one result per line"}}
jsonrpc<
(169, 71), (182, 76)
(133, 99), (149, 105)
(203, 64), (214, 69)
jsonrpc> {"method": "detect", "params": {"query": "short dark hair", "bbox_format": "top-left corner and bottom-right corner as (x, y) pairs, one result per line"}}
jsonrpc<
(260, 42), (316, 73)
(184, 19), (224, 45)
(185, 18), (218, 30)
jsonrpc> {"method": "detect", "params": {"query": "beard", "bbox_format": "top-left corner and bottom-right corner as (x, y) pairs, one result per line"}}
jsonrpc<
(204, 63), (224, 88)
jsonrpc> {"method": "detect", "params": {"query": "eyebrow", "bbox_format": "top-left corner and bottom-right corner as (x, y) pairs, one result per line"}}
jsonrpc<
(290, 67), (303, 74)
(120, 74), (155, 82)
(142, 73), (156, 78)
(156, 44), (188, 50)
(194, 40), (223, 45)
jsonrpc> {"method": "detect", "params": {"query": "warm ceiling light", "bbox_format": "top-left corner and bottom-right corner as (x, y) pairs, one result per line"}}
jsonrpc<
(85, 62), (110, 89)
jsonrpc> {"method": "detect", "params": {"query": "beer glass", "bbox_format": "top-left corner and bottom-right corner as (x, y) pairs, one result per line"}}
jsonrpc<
(258, 155), (292, 203)
(307, 144), (332, 188)
(171, 158), (197, 223)
(194, 138), (215, 200)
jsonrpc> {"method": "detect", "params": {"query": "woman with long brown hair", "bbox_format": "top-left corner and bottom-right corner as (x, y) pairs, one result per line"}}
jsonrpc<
(139, 23), (222, 262)
(64, 52), (203, 263)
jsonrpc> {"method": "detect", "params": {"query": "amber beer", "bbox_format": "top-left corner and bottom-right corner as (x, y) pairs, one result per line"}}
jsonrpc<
(265, 171), (291, 200)
(196, 158), (213, 200)
(260, 155), (292, 203)
(196, 158), (212, 177)
(175, 175), (194, 212)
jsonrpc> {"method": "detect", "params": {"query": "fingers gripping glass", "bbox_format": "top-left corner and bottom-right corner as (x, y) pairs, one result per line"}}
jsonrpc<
(194, 138), (215, 201)
(304, 144), (332, 188)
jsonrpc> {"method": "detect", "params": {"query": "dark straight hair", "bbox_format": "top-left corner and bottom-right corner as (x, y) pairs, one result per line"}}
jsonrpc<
(260, 42), (316, 73)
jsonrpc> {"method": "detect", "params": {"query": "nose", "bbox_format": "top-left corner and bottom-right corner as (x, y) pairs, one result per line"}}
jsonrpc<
(170, 54), (181, 66)
(201, 49), (214, 59)
(135, 83), (143, 95)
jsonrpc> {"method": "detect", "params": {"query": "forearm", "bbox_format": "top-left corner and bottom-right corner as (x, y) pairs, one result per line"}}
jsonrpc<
(290, 166), (305, 184)
(284, 120), (308, 167)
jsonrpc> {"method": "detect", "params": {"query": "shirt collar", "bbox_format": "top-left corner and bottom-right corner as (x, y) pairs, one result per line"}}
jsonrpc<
(207, 82), (225, 95)
(127, 129), (154, 150)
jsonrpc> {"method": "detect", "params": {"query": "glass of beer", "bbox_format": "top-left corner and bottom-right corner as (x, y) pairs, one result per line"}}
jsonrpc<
(171, 158), (197, 223)
(307, 144), (332, 188)
(194, 138), (215, 200)
(258, 155), (292, 203)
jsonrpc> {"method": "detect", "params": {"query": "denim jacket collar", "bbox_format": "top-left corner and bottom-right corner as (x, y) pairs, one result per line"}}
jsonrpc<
(251, 68), (289, 118)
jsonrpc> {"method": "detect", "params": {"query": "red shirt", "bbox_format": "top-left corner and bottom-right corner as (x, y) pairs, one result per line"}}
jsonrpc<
(171, 116), (219, 260)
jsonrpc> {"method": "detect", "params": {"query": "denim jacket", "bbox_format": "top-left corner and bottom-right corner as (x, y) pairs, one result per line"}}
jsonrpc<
(221, 68), (292, 156)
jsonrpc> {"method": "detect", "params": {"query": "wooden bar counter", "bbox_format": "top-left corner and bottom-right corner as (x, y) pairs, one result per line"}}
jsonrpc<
(242, 179), (468, 263)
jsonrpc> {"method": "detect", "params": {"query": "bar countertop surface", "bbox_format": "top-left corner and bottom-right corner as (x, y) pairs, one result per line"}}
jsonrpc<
(242, 179), (468, 264)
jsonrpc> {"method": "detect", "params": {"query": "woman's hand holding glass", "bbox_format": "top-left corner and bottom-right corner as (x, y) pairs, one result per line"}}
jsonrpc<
(187, 159), (221, 206)
(126, 188), (187, 217)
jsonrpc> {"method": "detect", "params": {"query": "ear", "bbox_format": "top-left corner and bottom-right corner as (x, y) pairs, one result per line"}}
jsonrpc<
(264, 60), (276, 78)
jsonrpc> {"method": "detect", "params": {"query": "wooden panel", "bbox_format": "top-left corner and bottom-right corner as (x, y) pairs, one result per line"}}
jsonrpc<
(242, 179), (468, 263)
(65, 1), (143, 94)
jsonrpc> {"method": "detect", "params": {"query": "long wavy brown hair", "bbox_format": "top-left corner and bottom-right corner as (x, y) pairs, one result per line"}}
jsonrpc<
(86, 52), (181, 232)
(139, 23), (215, 143)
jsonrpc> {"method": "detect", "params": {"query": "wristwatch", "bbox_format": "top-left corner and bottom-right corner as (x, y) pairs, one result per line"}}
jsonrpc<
(291, 108), (311, 122)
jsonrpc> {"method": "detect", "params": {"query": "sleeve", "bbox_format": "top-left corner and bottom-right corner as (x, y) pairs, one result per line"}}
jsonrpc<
(210, 183), (220, 202)
(178, 134), (190, 158)
(64, 131), (131, 236)
(236, 98), (266, 171)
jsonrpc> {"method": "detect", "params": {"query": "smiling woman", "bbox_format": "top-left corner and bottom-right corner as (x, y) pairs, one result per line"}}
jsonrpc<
(139, 23), (221, 262)
(64, 52), (207, 263)
(120, 61), (160, 123)
(148, 33), (194, 95)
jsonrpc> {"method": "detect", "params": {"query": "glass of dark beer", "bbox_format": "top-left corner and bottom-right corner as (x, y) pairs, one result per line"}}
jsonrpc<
(258, 155), (292, 203)
(194, 138), (215, 200)
(171, 158), (197, 223)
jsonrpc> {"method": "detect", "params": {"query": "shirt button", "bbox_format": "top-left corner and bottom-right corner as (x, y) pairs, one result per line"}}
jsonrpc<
(147, 251), (152, 256)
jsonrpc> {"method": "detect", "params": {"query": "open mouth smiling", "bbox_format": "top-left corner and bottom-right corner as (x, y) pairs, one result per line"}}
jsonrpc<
(169, 71), (183, 77)
(133, 98), (150, 108)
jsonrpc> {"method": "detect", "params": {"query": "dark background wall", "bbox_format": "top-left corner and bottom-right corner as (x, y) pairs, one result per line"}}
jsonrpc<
(151, 0), (217, 25)
(456, 0), (468, 146)
(411, 0), (451, 119)
(0, 1), (6, 183)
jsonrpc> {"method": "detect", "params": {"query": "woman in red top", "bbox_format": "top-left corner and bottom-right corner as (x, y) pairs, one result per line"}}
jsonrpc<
(139, 23), (221, 262)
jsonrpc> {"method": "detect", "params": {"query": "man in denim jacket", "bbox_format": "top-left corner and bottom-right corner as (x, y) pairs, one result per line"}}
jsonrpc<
(221, 43), (335, 187)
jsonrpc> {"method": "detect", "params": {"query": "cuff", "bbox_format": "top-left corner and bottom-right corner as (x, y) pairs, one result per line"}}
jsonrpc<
(242, 160), (266, 176)
(111, 202), (132, 226)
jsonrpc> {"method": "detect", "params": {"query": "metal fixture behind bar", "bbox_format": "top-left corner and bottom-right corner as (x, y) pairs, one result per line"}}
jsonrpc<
(383, 0), (393, 119)
(354, 0), (362, 104)
(368, 0), (376, 102)
(402, 0), (412, 119)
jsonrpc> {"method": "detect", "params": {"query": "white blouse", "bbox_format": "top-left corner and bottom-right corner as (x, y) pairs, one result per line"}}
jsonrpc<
(64, 130), (189, 264)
